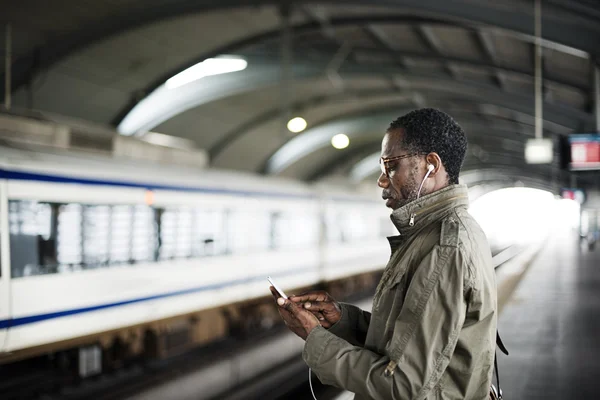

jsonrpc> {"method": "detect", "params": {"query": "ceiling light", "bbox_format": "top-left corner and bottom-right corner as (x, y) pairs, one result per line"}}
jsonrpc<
(331, 134), (350, 149)
(287, 117), (307, 133)
(165, 57), (247, 89)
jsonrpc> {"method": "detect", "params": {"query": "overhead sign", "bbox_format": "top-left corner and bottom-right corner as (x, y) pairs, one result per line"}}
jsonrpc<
(570, 134), (600, 170)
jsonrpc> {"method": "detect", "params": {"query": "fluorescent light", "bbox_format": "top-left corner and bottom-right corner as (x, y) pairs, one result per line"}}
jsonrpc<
(287, 117), (307, 133)
(140, 131), (196, 150)
(525, 138), (553, 164)
(166, 57), (247, 89)
(331, 134), (349, 149)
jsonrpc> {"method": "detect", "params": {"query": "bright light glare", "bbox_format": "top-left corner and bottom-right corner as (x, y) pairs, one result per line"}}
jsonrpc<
(331, 134), (350, 149)
(525, 138), (553, 164)
(469, 188), (567, 249)
(165, 57), (247, 89)
(287, 117), (307, 133)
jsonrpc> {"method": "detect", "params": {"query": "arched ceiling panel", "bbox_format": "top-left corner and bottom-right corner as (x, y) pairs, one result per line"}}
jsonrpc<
(114, 58), (592, 137)
(1, 0), (598, 190)
(210, 92), (420, 169)
(263, 101), (577, 177)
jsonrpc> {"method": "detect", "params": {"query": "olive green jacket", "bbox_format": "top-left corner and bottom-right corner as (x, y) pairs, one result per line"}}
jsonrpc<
(303, 184), (497, 400)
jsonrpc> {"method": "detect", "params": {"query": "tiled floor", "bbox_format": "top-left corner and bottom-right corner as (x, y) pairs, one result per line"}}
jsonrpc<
(497, 229), (600, 399)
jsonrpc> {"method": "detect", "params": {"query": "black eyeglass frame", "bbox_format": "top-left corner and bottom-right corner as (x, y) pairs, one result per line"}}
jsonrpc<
(379, 152), (429, 176)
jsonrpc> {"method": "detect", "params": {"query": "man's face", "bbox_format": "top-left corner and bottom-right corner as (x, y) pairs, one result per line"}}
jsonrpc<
(378, 129), (423, 210)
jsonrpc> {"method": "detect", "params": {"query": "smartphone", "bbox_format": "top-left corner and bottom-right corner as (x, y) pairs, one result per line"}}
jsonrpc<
(267, 276), (288, 299)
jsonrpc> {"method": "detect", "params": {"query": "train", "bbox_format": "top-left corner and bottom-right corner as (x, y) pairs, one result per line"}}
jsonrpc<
(0, 136), (393, 378)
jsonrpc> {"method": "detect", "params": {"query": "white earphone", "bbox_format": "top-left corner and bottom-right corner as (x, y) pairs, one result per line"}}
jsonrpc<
(417, 164), (435, 200)
(409, 164), (436, 227)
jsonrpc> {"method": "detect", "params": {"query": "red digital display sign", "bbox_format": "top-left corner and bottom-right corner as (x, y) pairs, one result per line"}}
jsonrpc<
(570, 134), (600, 170)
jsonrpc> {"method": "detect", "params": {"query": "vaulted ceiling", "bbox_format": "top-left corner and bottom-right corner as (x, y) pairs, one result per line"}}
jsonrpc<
(2, 0), (599, 190)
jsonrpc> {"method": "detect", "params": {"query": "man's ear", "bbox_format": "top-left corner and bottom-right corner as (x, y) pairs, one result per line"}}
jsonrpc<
(425, 153), (442, 174)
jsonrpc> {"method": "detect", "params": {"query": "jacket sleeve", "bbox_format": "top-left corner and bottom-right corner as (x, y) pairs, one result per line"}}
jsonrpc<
(302, 246), (469, 400)
(327, 303), (371, 347)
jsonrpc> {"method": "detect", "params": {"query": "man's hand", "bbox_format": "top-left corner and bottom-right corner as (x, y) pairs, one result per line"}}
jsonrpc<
(270, 287), (320, 340)
(289, 291), (341, 329)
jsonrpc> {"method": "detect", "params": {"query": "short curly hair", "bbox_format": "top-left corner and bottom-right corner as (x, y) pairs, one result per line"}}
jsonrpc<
(387, 108), (467, 184)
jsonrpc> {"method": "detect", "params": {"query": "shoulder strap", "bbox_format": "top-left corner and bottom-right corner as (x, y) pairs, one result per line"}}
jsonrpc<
(493, 330), (508, 399)
(497, 330), (509, 355)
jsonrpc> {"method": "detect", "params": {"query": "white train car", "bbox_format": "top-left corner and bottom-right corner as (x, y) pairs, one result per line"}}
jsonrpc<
(0, 142), (391, 370)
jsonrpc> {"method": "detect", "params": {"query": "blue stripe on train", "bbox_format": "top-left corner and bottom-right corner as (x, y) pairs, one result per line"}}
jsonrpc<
(0, 168), (378, 203)
(0, 168), (315, 199)
(0, 267), (313, 329)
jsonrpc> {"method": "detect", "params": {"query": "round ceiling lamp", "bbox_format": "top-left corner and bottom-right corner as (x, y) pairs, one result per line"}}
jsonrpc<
(287, 117), (307, 133)
(331, 134), (350, 149)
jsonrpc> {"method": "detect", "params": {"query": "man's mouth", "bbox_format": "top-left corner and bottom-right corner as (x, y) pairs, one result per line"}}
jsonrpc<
(382, 194), (394, 207)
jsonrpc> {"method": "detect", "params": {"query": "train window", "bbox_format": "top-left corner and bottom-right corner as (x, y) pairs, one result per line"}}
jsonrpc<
(57, 203), (83, 267)
(175, 207), (193, 258)
(159, 207), (193, 260)
(271, 212), (319, 249)
(158, 208), (177, 260)
(325, 208), (383, 244)
(9, 200), (53, 277)
(131, 205), (155, 262)
(344, 212), (369, 242)
(226, 210), (270, 254)
(110, 205), (132, 264)
(9, 200), (51, 238)
(192, 209), (226, 257)
(83, 205), (110, 267)
(325, 209), (344, 243)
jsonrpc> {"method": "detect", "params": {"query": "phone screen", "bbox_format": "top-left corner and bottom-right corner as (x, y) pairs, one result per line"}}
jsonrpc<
(267, 276), (288, 299)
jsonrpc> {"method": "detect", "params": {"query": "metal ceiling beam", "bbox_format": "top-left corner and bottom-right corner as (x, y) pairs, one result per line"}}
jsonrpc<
(211, 88), (576, 162)
(349, 154), (561, 190)
(261, 106), (558, 176)
(309, 141), (539, 182)
(209, 89), (419, 160)
(117, 58), (592, 136)
(305, 44), (586, 92)
(2, 1), (597, 118)
(112, 15), (456, 126)
(214, 91), (569, 170)
(211, 89), (549, 161)
(362, 24), (408, 70)
(474, 30), (507, 90)
(320, 138), (563, 184)
(414, 25), (458, 79)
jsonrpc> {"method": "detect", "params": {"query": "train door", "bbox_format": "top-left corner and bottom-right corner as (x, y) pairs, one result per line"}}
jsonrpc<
(0, 180), (10, 351)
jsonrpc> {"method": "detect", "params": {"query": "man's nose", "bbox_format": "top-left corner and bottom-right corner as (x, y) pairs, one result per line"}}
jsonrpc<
(377, 172), (389, 188)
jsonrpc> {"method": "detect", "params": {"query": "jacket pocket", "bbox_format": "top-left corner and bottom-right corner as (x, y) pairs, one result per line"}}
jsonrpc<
(380, 271), (408, 340)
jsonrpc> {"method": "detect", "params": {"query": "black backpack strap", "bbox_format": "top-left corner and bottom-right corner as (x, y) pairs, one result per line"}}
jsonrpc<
(493, 330), (508, 399)
(497, 331), (509, 355)
(493, 354), (502, 399)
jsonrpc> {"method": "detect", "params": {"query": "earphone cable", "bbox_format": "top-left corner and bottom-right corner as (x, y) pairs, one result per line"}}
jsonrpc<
(309, 368), (318, 400)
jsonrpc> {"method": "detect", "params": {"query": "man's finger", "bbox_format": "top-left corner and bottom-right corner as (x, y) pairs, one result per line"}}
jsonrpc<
(280, 298), (300, 314)
(289, 291), (328, 303)
(270, 286), (284, 302)
(302, 300), (336, 313)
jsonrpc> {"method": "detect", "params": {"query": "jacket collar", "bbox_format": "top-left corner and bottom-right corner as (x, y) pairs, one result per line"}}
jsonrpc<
(389, 184), (469, 238)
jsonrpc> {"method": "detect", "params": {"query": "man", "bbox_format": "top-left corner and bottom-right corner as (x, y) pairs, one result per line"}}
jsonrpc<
(272, 108), (497, 399)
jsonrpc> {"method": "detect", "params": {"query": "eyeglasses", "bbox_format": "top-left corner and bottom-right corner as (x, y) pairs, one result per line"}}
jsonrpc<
(379, 153), (428, 176)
